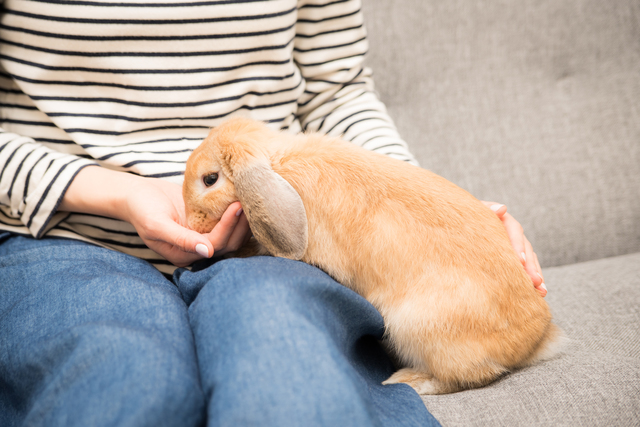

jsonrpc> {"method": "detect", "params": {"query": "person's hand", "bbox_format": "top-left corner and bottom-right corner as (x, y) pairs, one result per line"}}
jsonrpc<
(59, 166), (251, 267)
(482, 201), (547, 297)
(122, 177), (251, 267)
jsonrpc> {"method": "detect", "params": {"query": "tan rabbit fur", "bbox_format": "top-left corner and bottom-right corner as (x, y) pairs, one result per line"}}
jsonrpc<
(183, 117), (561, 395)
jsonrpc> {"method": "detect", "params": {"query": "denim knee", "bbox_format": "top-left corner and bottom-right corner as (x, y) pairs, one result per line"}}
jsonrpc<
(0, 235), (205, 427)
(176, 257), (398, 426)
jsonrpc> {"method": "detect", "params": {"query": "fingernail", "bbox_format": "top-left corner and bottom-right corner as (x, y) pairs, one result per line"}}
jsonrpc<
(490, 204), (504, 212)
(236, 207), (243, 217)
(521, 252), (526, 262)
(540, 283), (547, 291)
(537, 272), (544, 279)
(195, 243), (209, 258)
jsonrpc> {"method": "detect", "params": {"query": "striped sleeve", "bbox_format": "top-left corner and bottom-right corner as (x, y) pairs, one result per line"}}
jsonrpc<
(294, 0), (418, 165)
(0, 128), (97, 238)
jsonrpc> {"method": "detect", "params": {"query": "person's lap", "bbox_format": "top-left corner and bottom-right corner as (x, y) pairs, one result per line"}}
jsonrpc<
(0, 233), (438, 427)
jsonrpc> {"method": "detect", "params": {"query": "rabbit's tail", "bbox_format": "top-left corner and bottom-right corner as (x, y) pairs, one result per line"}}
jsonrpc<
(517, 321), (565, 368)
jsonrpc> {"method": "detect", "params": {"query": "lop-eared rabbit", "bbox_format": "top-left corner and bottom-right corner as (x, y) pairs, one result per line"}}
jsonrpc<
(183, 117), (561, 395)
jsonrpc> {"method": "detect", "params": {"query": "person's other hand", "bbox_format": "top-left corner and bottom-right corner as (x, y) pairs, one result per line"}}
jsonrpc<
(482, 201), (547, 297)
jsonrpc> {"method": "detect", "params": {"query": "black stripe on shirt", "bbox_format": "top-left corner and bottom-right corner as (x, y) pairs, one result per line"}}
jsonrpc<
(55, 224), (149, 249)
(120, 159), (185, 168)
(35, 138), (76, 145)
(0, 103), (38, 111)
(29, 0), (272, 8)
(6, 148), (35, 200)
(81, 136), (203, 149)
(3, 6), (296, 25)
(342, 117), (390, 135)
(294, 52), (365, 68)
(98, 148), (192, 162)
(146, 171), (185, 178)
(28, 81), (302, 109)
(61, 99), (296, 135)
(0, 209), (24, 225)
(1, 37), (295, 58)
(324, 109), (379, 134)
(360, 136), (406, 151)
(0, 22), (296, 42)
(296, 9), (359, 24)
(0, 148), (19, 188)
(293, 36), (365, 53)
(22, 152), (48, 201)
(0, 53), (291, 74)
(9, 72), (297, 92)
(295, 24), (363, 38)
(62, 216), (140, 236)
(1, 119), (57, 128)
(298, 0), (352, 9)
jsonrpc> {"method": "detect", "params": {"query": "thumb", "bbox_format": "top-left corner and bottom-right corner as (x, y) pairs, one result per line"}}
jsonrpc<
(482, 200), (507, 218)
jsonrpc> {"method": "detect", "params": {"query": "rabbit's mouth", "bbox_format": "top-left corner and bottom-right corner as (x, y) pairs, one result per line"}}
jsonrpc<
(186, 208), (219, 234)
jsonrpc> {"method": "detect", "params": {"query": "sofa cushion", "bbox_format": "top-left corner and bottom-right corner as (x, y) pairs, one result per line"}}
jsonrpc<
(361, 0), (640, 267)
(419, 252), (640, 426)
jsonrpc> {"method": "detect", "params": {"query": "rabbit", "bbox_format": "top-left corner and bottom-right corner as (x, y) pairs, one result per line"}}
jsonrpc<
(182, 117), (562, 395)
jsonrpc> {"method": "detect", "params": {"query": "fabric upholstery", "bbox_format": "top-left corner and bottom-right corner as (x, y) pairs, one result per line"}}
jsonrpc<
(362, 0), (640, 268)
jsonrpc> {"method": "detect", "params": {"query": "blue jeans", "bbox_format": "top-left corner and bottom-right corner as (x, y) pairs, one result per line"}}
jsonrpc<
(0, 233), (439, 427)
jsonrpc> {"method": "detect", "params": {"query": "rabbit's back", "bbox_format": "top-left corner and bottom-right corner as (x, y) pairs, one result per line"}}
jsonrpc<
(273, 133), (557, 393)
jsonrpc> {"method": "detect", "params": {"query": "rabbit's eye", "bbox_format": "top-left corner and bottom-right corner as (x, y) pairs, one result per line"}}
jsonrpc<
(203, 173), (218, 187)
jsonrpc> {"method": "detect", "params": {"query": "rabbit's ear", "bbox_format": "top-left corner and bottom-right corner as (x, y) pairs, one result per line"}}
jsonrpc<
(233, 162), (308, 260)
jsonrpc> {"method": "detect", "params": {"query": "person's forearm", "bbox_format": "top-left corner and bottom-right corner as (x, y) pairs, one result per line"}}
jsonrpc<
(58, 165), (141, 222)
(1, 130), (99, 238)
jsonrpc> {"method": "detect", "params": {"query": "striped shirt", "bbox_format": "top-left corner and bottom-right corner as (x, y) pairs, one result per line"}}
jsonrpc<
(0, 0), (417, 274)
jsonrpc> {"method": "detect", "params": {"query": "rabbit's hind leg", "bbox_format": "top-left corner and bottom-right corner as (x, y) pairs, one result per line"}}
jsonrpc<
(383, 361), (508, 395)
(382, 368), (453, 395)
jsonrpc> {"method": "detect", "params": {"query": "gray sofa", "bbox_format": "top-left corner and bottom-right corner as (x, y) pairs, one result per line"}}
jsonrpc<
(361, 1), (640, 425)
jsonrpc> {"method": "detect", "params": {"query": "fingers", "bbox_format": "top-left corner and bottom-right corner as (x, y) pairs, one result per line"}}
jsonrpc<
(534, 251), (543, 280)
(214, 211), (251, 257)
(515, 227), (547, 297)
(484, 201), (526, 260)
(151, 202), (248, 266)
(226, 212), (251, 252)
(485, 201), (548, 297)
(534, 259), (547, 297)
(148, 202), (249, 266)
(501, 211), (527, 264)
(523, 236), (547, 297)
(205, 202), (249, 256)
(142, 218), (213, 267)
